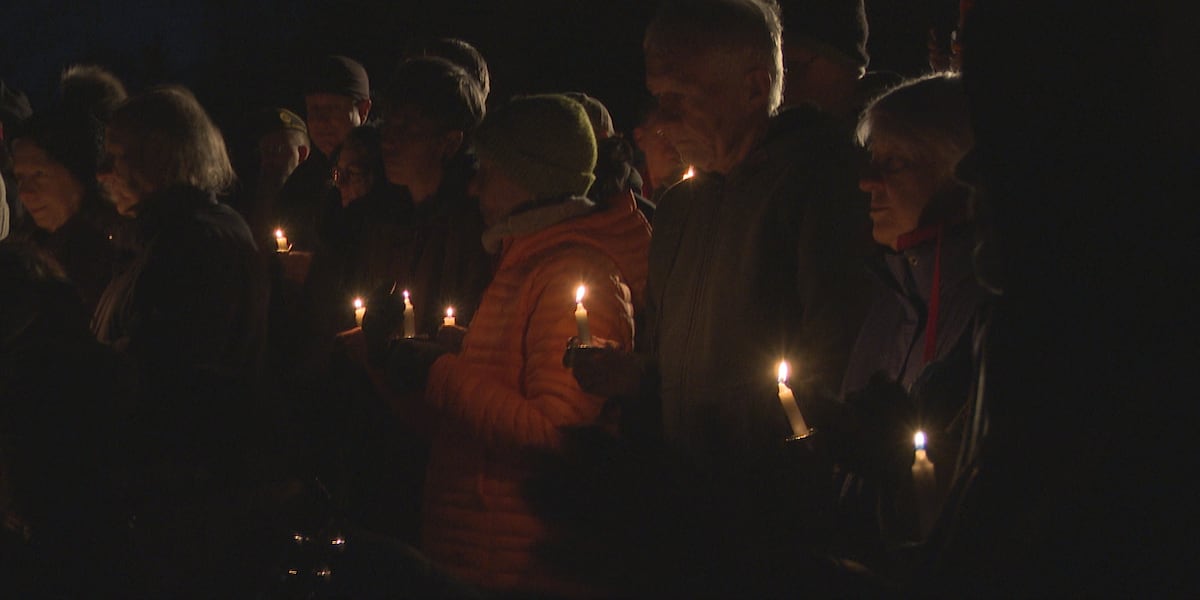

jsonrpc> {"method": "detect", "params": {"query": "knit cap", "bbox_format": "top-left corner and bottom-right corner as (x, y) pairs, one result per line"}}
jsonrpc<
(473, 94), (596, 200)
(249, 107), (308, 140)
(780, 0), (870, 76)
(304, 55), (371, 101)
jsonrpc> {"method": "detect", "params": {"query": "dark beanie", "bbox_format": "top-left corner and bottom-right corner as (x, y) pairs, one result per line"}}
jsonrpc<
(304, 55), (371, 101)
(780, 0), (869, 76)
(473, 94), (597, 200)
(248, 107), (308, 140)
(563, 92), (615, 139)
(13, 110), (104, 201)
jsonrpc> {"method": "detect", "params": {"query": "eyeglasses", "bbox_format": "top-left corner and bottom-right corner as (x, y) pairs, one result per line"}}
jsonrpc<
(331, 165), (368, 185)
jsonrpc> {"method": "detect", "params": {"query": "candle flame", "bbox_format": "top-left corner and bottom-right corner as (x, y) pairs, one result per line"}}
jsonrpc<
(353, 297), (363, 309)
(446, 306), (454, 318)
(682, 165), (696, 180)
(403, 290), (410, 301)
(575, 285), (586, 304)
(274, 228), (284, 239)
(777, 360), (789, 383)
(914, 431), (927, 450)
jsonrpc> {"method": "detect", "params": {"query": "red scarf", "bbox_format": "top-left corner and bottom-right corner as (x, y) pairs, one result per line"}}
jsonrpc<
(895, 222), (946, 363)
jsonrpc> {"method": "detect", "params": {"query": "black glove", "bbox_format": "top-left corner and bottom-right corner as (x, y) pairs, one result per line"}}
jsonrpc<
(831, 372), (915, 477)
(384, 338), (450, 393)
(361, 282), (404, 367)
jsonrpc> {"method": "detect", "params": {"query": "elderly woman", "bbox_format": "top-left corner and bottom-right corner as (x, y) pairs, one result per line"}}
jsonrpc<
(828, 73), (982, 566)
(10, 110), (121, 312)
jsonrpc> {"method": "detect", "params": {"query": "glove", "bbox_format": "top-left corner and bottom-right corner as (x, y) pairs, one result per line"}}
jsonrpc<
(834, 372), (915, 476)
(384, 338), (450, 393)
(361, 282), (404, 367)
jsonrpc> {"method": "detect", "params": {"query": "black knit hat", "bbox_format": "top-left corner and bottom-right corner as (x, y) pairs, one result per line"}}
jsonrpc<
(780, 0), (870, 76)
(304, 55), (371, 101)
(13, 109), (105, 197)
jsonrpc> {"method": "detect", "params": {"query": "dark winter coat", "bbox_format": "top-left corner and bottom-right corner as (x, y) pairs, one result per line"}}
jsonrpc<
(834, 222), (986, 559)
(24, 203), (123, 314)
(92, 185), (269, 495)
(643, 104), (871, 465)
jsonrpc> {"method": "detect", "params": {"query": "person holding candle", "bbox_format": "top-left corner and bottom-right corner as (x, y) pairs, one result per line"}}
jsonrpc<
(823, 73), (982, 567)
(359, 94), (649, 596)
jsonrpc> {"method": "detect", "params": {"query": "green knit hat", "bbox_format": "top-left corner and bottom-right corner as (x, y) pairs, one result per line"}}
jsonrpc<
(473, 94), (596, 199)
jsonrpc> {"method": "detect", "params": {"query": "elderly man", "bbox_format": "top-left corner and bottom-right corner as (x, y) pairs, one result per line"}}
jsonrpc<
(582, 0), (868, 464)
(571, 1), (869, 591)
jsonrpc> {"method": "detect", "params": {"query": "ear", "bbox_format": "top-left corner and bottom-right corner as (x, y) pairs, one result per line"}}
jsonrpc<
(440, 130), (465, 161)
(744, 67), (773, 109)
(356, 98), (373, 122)
(297, 144), (310, 164)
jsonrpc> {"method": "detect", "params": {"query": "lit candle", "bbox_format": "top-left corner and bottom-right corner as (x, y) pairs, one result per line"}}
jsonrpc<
(402, 290), (416, 338)
(682, 165), (696, 180)
(274, 228), (290, 253)
(574, 285), (591, 345)
(912, 431), (939, 536)
(776, 360), (811, 439)
(353, 297), (365, 327)
(443, 306), (456, 327)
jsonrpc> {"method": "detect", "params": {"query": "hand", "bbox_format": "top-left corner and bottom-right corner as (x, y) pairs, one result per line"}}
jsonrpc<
(277, 250), (313, 285)
(362, 282), (404, 367)
(569, 337), (643, 399)
(436, 324), (468, 353)
(334, 326), (368, 367)
(384, 338), (451, 393)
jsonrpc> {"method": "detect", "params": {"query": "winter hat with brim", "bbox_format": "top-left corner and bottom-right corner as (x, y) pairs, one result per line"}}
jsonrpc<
(473, 94), (596, 200)
(304, 55), (371, 101)
(781, 0), (870, 76)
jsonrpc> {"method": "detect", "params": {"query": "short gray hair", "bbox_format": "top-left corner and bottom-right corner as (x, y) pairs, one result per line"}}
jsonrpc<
(857, 72), (974, 178)
(645, 0), (784, 113)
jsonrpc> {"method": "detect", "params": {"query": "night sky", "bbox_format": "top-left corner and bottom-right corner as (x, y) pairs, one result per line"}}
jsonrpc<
(5, 0), (950, 141)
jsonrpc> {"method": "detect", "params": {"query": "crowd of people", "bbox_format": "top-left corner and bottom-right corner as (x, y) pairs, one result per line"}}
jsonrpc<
(0, 0), (1193, 596)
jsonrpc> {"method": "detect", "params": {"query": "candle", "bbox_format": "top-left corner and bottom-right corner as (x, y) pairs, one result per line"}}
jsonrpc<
(443, 306), (456, 327)
(776, 360), (811, 439)
(402, 290), (416, 338)
(574, 285), (591, 345)
(912, 431), (939, 536)
(682, 165), (696, 180)
(353, 297), (365, 327)
(274, 228), (290, 253)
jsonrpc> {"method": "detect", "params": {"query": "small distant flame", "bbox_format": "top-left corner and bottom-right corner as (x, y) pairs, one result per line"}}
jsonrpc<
(682, 166), (696, 180)
(274, 228), (284, 239)
(446, 307), (454, 318)
(777, 360), (789, 383)
(914, 431), (927, 450)
(402, 290), (410, 301)
(575, 285), (586, 304)
(353, 297), (363, 309)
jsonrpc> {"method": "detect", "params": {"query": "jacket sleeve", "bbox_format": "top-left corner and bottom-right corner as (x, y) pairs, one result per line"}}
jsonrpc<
(423, 250), (633, 453)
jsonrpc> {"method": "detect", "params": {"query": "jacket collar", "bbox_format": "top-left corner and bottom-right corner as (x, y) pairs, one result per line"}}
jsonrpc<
(481, 196), (596, 254)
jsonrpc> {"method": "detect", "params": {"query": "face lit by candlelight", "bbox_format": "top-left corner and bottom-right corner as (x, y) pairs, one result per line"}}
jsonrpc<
(11, 139), (86, 233)
(859, 140), (942, 251)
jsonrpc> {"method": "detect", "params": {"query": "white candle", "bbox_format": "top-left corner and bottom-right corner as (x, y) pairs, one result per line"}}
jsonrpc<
(402, 290), (416, 338)
(353, 297), (365, 327)
(776, 360), (811, 439)
(574, 285), (591, 345)
(912, 431), (939, 536)
(443, 306), (456, 327)
(274, 228), (289, 252)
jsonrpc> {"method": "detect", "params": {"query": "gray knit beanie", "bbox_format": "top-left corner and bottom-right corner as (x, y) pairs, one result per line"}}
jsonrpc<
(473, 94), (596, 200)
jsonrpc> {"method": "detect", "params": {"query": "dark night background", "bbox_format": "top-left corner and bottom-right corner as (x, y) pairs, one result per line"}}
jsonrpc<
(4, 1), (953, 139)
